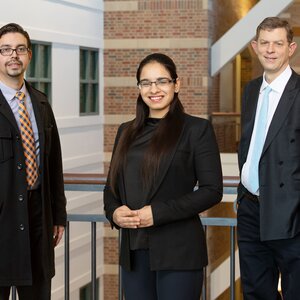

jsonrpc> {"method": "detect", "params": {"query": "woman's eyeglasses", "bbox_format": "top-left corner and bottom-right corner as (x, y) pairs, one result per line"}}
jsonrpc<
(138, 78), (175, 90)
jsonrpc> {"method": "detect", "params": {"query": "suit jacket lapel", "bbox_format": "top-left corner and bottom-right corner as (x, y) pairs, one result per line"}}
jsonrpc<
(262, 72), (299, 155)
(146, 120), (185, 202)
(242, 78), (262, 161)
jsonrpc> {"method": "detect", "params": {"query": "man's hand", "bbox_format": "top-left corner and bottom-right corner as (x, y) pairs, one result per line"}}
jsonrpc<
(113, 205), (140, 228)
(53, 225), (64, 247)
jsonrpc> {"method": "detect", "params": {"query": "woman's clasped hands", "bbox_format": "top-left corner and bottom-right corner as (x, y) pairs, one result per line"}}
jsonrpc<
(112, 205), (154, 229)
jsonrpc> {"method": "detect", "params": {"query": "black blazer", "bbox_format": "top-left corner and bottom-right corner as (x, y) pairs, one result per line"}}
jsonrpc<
(0, 82), (66, 285)
(104, 114), (223, 271)
(238, 70), (300, 241)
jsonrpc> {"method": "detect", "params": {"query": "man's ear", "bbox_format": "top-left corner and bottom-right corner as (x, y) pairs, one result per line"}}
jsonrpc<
(251, 40), (258, 54)
(289, 41), (297, 57)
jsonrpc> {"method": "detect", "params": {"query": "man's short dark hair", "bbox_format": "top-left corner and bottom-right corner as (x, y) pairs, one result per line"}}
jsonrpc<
(0, 23), (32, 49)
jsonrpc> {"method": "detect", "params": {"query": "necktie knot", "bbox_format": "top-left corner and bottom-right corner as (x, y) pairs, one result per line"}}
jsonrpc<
(264, 86), (272, 98)
(15, 91), (25, 101)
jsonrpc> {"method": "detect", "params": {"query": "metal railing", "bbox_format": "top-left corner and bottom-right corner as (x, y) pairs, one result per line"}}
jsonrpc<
(202, 217), (237, 300)
(63, 173), (107, 300)
(11, 174), (239, 300)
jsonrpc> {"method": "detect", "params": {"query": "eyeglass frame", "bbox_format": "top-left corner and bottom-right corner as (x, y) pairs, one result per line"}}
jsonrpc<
(0, 46), (31, 56)
(137, 77), (176, 90)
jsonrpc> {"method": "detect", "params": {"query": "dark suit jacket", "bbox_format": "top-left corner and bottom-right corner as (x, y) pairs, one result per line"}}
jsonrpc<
(0, 82), (66, 285)
(238, 70), (300, 241)
(104, 114), (223, 271)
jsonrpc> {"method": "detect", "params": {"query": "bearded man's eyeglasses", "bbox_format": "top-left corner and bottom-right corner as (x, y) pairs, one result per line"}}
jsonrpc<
(0, 46), (30, 56)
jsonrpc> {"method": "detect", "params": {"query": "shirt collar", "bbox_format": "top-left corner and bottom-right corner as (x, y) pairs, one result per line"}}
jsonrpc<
(261, 65), (292, 94)
(0, 81), (27, 103)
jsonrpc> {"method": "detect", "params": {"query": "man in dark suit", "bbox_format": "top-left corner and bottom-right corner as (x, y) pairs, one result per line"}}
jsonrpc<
(237, 17), (300, 300)
(0, 23), (66, 300)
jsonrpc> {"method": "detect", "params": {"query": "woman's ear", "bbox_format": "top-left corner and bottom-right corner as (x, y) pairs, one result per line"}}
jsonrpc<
(175, 78), (180, 93)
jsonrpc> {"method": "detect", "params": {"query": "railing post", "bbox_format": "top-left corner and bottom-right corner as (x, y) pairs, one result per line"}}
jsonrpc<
(12, 286), (17, 300)
(118, 230), (123, 300)
(64, 221), (70, 300)
(91, 222), (97, 300)
(230, 226), (236, 300)
(202, 225), (207, 300)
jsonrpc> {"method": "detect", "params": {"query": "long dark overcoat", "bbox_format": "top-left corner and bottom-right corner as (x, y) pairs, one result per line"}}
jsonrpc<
(0, 82), (66, 286)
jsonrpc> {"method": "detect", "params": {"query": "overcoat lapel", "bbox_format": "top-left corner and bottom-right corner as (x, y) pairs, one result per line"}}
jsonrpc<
(262, 72), (299, 155)
(26, 83), (46, 170)
(0, 90), (19, 133)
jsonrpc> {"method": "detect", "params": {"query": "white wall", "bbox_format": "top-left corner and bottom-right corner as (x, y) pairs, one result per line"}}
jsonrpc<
(0, 0), (103, 48)
(0, 1), (105, 299)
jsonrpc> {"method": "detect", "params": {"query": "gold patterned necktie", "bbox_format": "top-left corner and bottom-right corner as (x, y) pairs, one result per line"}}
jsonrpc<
(16, 91), (38, 188)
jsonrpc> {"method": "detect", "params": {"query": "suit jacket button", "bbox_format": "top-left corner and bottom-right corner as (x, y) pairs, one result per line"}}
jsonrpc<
(18, 194), (24, 201)
(280, 183), (284, 188)
(19, 224), (25, 231)
(17, 163), (23, 170)
(278, 161), (283, 165)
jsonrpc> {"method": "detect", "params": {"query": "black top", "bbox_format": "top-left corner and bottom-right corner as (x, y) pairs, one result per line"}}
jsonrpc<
(123, 118), (161, 250)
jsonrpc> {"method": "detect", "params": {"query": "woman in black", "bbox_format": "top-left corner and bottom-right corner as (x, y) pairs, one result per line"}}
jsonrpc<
(104, 53), (223, 300)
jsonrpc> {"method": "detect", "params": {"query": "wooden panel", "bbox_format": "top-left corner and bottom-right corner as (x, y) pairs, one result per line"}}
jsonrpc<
(293, 27), (300, 36)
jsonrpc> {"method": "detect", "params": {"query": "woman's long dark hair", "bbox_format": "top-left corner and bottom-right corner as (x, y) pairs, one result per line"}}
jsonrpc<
(109, 53), (185, 195)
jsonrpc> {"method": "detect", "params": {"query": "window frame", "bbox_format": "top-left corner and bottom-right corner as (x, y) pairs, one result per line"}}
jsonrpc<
(79, 47), (99, 116)
(79, 278), (99, 300)
(26, 41), (52, 103)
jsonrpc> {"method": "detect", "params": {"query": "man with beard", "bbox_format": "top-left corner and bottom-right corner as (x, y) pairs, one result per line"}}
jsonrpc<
(0, 23), (66, 300)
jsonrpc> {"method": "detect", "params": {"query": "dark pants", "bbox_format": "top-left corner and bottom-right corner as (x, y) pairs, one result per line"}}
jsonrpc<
(122, 250), (203, 300)
(0, 188), (51, 300)
(237, 195), (300, 300)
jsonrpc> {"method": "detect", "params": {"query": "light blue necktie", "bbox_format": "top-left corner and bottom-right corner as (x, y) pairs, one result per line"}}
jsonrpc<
(247, 86), (272, 194)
